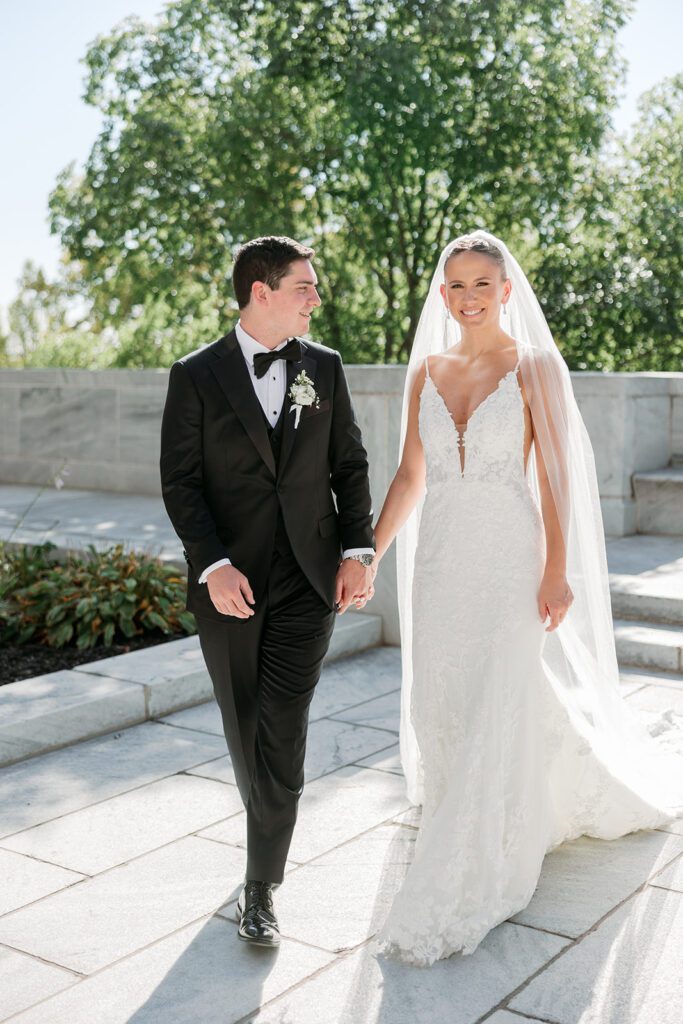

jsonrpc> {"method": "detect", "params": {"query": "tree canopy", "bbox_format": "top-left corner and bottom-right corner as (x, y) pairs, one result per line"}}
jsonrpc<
(42, 0), (647, 368)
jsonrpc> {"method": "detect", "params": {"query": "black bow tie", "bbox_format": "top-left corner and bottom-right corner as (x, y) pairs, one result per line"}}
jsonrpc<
(252, 339), (303, 379)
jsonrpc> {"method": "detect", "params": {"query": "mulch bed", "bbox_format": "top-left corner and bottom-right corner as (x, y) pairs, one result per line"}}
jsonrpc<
(0, 631), (194, 686)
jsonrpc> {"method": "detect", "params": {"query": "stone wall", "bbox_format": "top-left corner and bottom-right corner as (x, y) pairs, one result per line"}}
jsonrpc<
(1, 366), (681, 643)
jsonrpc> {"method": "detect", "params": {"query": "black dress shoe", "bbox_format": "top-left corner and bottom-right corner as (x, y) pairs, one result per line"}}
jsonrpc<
(235, 881), (280, 947)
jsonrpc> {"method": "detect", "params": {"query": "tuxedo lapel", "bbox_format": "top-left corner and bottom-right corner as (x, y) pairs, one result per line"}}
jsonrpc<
(278, 345), (317, 478)
(209, 330), (277, 478)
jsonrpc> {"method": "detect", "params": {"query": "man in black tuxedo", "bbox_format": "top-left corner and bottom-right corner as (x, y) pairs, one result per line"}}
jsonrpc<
(160, 236), (375, 946)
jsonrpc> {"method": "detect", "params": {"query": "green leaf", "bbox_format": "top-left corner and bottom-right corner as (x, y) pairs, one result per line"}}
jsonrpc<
(46, 605), (66, 626)
(177, 612), (196, 633)
(145, 611), (171, 632)
(48, 621), (74, 648)
(118, 616), (136, 638)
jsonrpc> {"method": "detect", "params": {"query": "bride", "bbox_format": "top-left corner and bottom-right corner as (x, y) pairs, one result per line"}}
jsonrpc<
(370, 230), (683, 966)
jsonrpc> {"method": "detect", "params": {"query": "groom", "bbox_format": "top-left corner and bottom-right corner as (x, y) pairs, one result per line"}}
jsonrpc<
(160, 236), (375, 946)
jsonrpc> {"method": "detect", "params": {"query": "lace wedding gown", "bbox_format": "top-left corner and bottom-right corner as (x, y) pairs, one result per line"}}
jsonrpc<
(376, 356), (677, 967)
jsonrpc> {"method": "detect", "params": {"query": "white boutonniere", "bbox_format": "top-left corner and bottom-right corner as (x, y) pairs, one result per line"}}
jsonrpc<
(288, 370), (319, 429)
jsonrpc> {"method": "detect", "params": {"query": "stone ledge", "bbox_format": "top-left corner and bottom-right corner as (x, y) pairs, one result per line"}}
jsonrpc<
(0, 614), (382, 770)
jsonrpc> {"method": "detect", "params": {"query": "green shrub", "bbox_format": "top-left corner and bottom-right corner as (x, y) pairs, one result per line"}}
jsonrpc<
(0, 543), (195, 650)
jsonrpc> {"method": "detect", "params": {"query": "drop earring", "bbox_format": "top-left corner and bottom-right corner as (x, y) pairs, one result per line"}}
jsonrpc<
(502, 303), (508, 317)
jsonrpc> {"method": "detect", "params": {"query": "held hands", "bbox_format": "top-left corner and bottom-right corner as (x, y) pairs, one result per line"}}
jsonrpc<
(334, 559), (376, 614)
(538, 569), (573, 632)
(207, 564), (255, 619)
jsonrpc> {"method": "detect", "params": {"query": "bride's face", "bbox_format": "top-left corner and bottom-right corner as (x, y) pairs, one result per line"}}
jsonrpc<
(440, 252), (511, 330)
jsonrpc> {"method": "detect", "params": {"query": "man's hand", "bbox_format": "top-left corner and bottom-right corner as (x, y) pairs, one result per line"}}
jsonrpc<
(206, 564), (255, 618)
(334, 559), (374, 615)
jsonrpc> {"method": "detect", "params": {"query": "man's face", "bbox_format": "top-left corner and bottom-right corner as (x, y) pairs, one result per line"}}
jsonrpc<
(267, 259), (321, 337)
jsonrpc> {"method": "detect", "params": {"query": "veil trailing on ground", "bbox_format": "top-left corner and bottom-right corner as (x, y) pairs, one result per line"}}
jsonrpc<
(397, 229), (683, 812)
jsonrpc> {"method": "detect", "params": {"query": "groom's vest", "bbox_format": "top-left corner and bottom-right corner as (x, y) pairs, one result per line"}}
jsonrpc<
(261, 404), (292, 557)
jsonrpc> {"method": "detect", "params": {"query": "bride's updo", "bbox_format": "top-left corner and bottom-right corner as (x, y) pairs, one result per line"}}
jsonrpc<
(444, 234), (508, 280)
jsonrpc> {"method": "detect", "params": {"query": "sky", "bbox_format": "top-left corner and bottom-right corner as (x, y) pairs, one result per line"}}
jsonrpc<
(1, 0), (682, 317)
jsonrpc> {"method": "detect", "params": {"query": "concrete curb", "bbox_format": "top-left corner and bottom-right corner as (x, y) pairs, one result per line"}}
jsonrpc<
(0, 614), (382, 769)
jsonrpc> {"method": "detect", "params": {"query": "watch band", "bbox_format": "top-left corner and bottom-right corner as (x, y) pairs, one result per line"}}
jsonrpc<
(345, 552), (375, 567)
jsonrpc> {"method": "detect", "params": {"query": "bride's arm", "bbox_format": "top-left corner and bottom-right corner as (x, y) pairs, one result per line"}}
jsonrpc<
(526, 356), (574, 632)
(372, 363), (427, 569)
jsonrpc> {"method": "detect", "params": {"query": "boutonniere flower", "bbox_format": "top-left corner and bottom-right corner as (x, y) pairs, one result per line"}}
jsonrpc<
(288, 370), (319, 429)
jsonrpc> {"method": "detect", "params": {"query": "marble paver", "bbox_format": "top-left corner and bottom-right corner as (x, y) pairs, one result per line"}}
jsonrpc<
(0, 486), (181, 563)
(392, 805), (422, 828)
(354, 742), (404, 775)
(246, 924), (568, 1024)
(4, 916), (333, 1024)
(158, 700), (223, 737)
(510, 831), (683, 937)
(0, 721), (226, 838)
(650, 854), (683, 893)
(200, 764), (411, 866)
(0, 948), (75, 1022)
(183, 717), (396, 789)
(620, 666), (683, 692)
(331, 690), (400, 733)
(486, 1014), (546, 1023)
(510, 886), (683, 1024)
(1, 642), (682, 1023)
(186, 752), (236, 786)
(0, 836), (245, 975)
(1, 774), (242, 876)
(301, 717), (398, 781)
(308, 646), (401, 721)
(0, 849), (83, 917)
(625, 682), (683, 716)
(217, 824), (415, 952)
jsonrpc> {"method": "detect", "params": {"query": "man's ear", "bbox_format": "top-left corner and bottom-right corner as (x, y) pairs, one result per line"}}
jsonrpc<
(251, 280), (268, 306)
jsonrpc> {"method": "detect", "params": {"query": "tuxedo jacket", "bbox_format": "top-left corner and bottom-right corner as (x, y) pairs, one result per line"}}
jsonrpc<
(160, 328), (375, 621)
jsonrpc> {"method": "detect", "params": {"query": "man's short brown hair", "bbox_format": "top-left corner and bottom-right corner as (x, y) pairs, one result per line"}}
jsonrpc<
(232, 236), (315, 309)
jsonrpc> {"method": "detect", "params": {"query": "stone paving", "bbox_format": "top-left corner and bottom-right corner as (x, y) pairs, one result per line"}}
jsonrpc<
(2, 484), (683, 1021)
(1, 643), (682, 1024)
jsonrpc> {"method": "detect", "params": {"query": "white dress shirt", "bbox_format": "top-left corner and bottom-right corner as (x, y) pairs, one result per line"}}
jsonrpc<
(199, 322), (373, 583)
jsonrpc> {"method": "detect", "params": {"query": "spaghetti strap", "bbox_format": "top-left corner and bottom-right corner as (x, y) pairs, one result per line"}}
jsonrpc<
(424, 356), (431, 379)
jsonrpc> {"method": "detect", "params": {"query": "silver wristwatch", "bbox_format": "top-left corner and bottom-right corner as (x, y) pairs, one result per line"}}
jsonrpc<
(345, 553), (375, 567)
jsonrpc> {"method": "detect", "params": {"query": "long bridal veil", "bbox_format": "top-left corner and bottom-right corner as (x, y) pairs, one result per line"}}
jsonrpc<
(396, 229), (683, 816)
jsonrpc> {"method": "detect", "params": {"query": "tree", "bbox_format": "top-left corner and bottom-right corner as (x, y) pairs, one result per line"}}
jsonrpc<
(49, 0), (632, 363)
(3, 261), (105, 367)
(533, 73), (683, 370)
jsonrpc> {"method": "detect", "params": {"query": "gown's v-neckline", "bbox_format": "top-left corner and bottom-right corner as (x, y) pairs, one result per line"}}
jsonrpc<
(426, 367), (519, 440)
(423, 364), (521, 477)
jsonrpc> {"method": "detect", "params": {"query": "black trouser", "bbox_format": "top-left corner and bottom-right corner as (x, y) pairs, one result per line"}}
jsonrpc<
(195, 538), (336, 884)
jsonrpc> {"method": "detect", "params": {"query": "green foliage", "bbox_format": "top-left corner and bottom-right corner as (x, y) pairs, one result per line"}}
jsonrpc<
(46, 0), (633, 365)
(533, 74), (683, 370)
(0, 543), (195, 650)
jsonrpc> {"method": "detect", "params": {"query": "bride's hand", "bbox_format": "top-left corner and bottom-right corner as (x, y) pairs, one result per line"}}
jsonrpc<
(538, 571), (573, 632)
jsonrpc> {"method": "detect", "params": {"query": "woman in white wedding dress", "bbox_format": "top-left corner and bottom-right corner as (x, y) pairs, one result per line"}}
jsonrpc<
(370, 231), (683, 967)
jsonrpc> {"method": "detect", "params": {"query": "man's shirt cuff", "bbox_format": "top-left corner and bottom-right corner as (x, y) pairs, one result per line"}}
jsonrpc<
(198, 558), (232, 584)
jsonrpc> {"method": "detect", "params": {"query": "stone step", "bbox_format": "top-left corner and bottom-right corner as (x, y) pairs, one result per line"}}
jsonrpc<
(614, 619), (683, 673)
(607, 534), (683, 626)
(633, 466), (683, 536)
(610, 576), (683, 626)
(0, 614), (383, 769)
